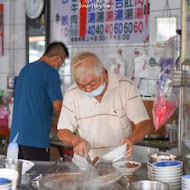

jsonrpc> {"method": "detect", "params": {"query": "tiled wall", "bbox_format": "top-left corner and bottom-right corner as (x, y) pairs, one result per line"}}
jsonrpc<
(0, 0), (25, 90)
(0, 0), (181, 91)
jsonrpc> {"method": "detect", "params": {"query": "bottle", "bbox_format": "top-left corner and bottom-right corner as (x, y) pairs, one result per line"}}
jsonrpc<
(7, 133), (19, 159)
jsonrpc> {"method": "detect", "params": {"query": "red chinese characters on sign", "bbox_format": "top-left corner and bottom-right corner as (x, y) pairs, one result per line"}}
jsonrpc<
(0, 4), (3, 56)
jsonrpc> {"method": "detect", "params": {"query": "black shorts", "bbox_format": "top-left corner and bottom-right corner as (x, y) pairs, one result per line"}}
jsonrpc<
(18, 145), (50, 161)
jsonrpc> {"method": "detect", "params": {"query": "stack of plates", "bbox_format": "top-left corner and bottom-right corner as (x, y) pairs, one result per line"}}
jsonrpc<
(148, 160), (183, 190)
(0, 178), (12, 190)
(181, 175), (190, 189)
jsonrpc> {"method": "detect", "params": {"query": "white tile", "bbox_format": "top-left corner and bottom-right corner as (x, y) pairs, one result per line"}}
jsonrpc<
(3, 25), (10, 49)
(122, 47), (134, 78)
(88, 47), (103, 59)
(3, 24), (25, 50)
(0, 74), (8, 90)
(168, 0), (181, 9)
(13, 49), (26, 76)
(0, 54), (9, 73)
(13, 24), (25, 49)
(2, 0), (25, 25)
(68, 47), (82, 59)
(0, 48), (9, 57)
(102, 46), (117, 69)
(4, 25), (15, 50)
(74, 47), (91, 55)
(150, 0), (181, 11)
(14, 0), (25, 24)
(2, 1), (11, 25)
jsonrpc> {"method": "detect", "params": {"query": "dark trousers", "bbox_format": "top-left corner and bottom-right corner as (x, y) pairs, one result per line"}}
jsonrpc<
(18, 145), (50, 161)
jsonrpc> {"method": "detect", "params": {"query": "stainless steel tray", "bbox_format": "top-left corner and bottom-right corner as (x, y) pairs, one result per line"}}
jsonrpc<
(32, 172), (122, 190)
(32, 173), (82, 190)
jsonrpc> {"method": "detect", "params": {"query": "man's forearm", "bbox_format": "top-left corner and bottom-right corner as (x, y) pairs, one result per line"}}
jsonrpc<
(128, 120), (150, 144)
(57, 129), (79, 145)
(51, 111), (61, 128)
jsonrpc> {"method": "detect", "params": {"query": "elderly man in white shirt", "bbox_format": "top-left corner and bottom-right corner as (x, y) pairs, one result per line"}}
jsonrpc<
(57, 52), (150, 163)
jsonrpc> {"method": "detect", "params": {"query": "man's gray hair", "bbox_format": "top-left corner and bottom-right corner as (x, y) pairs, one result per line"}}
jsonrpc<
(71, 52), (104, 81)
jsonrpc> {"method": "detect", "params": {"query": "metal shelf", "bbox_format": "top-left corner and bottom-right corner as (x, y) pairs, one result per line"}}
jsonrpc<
(172, 70), (190, 87)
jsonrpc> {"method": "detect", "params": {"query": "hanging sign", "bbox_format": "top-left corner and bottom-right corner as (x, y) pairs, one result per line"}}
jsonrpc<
(53, 0), (149, 45)
(0, 4), (3, 56)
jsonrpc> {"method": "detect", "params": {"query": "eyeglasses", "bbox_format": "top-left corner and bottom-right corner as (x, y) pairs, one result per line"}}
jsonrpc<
(60, 55), (66, 67)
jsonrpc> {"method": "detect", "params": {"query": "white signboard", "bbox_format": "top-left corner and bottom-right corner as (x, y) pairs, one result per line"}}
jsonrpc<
(53, 0), (149, 45)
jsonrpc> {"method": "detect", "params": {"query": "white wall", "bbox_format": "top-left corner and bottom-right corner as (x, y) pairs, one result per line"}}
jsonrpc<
(0, 0), (181, 91)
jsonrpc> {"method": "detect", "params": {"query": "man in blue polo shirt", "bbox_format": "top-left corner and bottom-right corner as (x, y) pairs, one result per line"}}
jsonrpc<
(10, 42), (69, 161)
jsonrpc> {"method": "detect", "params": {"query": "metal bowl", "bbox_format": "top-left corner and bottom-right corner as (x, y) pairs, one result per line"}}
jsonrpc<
(148, 152), (176, 163)
(129, 180), (170, 190)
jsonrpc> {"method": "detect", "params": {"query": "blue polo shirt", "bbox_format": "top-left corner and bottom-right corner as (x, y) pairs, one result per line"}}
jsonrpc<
(10, 61), (63, 148)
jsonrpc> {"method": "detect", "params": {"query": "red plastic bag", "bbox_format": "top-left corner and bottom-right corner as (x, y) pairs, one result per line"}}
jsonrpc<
(153, 94), (177, 130)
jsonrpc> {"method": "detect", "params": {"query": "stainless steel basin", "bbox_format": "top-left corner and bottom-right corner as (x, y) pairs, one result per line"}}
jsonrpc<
(129, 180), (170, 190)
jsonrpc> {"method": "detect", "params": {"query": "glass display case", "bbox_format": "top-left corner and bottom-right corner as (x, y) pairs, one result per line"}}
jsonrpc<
(178, 0), (190, 172)
(180, 66), (190, 170)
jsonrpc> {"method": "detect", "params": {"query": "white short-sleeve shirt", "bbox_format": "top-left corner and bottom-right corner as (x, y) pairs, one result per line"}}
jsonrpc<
(57, 71), (149, 158)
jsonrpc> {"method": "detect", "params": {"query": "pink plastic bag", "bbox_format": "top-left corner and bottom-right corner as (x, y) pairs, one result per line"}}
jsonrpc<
(153, 94), (177, 130)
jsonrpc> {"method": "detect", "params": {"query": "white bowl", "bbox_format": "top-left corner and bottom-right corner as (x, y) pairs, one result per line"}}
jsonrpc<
(182, 175), (190, 182)
(154, 176), (181, 183)
(152, 160), (183, 169)
(0, 168), (18, 190)
(182, 184), (190, 189)
(152, 161), (183, 173)
(153, 172), (183, 178)
(152, 168), (183, 174)
(101, 144), (127, 162)
(19, 159), (35, 174)
(72, 158), (88, 170)
(112, 160), (141, 175)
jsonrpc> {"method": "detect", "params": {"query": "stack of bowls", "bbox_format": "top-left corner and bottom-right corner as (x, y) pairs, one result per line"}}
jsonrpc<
(148, 160), (183, 190)
(0, 178), (12, 190)
(181, 175), (190, 189)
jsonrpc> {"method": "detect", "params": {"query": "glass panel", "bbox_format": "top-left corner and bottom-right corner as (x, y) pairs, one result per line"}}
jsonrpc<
(60, 76), (74, 95)
(29, 36), (45, 63)
(59, 60), (73, 95)
(182, 86), (190, 167)
(157, 17), (177, 42)
(59, 59), (71, 76)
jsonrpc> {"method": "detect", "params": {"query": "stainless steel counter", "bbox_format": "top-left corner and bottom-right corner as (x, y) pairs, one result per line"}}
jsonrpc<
(18, 161), (149, 190)
(18, 161), (55, 190)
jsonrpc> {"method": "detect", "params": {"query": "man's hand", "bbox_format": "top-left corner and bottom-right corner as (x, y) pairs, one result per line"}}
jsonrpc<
(120, 120), (150, 158)
(72, 136), (90, 157)
(120, 138), (134, 158)
(58, 129), (90, 157)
